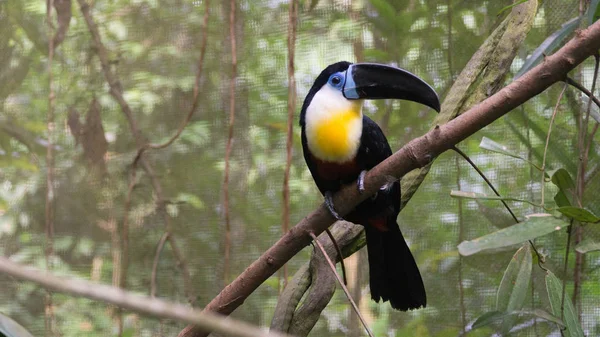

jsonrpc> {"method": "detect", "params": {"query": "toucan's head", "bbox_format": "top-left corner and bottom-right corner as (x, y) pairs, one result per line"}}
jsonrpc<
(300, 61), (440, 126)
(301, 61), (440, 163)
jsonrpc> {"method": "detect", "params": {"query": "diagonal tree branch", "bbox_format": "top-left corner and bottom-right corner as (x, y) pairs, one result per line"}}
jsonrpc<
(179, 20), (600, 337)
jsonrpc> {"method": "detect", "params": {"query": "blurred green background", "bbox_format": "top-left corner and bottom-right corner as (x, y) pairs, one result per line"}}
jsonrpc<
(0, 0), (599, 336)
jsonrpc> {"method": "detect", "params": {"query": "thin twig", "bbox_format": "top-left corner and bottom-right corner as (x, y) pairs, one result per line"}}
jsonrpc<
(151, 232), (170, 298)
(77, 0), (197, 305)
(585, 123), (599, 158)
(145, 0), (211, 151)
(0, 257), (293, 337)
(541, 83), (568, 206)
(45, 0), (57, 335)
(281, 0), (298, 289)
(565, 76), (600, 109)
(222, 0), (238, 286)
(561, 220), (574, 322)
(308, 232), (374, 337)
(452, 146), (517, 221)
(324, 228), (347, 285)
(452, 146), (547, 271)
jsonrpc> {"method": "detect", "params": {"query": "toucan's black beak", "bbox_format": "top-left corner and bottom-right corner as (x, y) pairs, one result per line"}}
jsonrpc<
(343, 63), (441, 112)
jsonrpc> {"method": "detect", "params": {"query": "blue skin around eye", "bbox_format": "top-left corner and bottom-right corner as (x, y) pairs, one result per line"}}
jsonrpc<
(342, 66), (359, 99)
(328, 73), (344, 89)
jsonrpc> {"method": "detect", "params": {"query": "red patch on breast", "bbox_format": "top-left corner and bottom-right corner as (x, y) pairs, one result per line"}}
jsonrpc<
(311, 154), (361, 182)
(368, 217), (390, 232)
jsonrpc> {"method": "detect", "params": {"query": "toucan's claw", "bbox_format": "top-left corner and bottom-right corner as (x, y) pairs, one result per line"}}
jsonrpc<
(357, 170), (367, 194)
(324, 191), (344, 221)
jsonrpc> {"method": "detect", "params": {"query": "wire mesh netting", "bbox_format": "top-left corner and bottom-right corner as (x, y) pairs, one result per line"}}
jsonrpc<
(0, 0), (599, 336)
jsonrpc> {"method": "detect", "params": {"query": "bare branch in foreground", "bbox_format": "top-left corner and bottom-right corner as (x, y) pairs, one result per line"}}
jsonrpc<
(179, 20), (600, 337)
(0, 257), (291, 337)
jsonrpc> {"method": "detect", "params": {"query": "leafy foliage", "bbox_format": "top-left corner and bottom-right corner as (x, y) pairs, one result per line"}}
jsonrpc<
(0, 0), (598, 336)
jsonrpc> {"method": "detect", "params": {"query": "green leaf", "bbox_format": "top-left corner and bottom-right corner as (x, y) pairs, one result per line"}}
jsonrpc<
(458, 214), (567, 256)
(450, 190), (538, 207)
(496, 244), (532, 333)
(515, 17), (581, 79)
(471, 311), (505, 330)
(588, 0), (600, 25)
(368, 0), (398, 28)
(545, 270), (585, 337)
(476, 200), (516, 229)
(575, 239), (600, 253)
(479, 136), (522, 159)
(527, 309), (565, 327)
(547, 168), (576, 207)
(557, 206), (600, 223)
(471, 309), (564, 331)
(0, 312), (34, 337)
(479, 137), (541, 170)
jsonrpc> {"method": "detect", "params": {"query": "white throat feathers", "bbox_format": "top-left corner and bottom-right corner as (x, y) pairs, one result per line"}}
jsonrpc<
(305, 85), (363, 163)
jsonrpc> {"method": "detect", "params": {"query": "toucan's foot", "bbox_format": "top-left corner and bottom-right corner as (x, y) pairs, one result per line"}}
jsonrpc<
(324, 191), (344, 221)
(357, 170), (367, 194)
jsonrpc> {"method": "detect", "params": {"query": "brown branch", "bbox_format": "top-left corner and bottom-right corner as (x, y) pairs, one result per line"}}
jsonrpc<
(281, 0), (298, 291)
(77, 0), (196, 305)
(151, 232), (170, 298)
(222, 0), (238, 287)
(565, 76), (600, 109)
(308, 232), (373, 337)
(0, 257), (293, 337)
(179, 18), (600, 337)
(45, 0), (57, 335)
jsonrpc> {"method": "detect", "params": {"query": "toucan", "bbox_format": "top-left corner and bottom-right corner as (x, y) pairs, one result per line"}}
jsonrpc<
(299, 61), (440, 311)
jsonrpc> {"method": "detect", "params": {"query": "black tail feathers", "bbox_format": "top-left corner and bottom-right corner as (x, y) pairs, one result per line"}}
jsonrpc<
(365, 222), (426, 311)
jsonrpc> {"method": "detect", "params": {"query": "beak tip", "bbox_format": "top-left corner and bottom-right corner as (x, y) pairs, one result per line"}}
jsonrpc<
(432, 99), (441, 113)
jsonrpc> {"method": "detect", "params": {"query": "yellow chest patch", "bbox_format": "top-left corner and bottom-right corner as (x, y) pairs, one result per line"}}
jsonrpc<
(306, 109), (362, 163)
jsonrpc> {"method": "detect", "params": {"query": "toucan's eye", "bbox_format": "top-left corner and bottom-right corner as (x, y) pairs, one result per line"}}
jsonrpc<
(328, 73), (344, 88)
